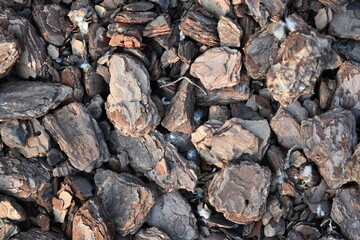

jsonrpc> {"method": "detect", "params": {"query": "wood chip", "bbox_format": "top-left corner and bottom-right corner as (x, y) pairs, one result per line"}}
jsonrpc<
(208, 161), (271, 224)
(105, 53), (160, 137)
(43, 102), (110, 172)
(95, 170), (155, 236)
(0, 29), (20, 78)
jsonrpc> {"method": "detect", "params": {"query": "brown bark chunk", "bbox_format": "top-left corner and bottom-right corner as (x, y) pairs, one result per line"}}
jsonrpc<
(60, 66), (84, 103)
(110, 130), (198, 192)
(0, 29), (20, 78)
(43, 102), (110, 172)
(147, 191), (198, 240)
(143, 14), (171, 37)
(0, 220), (18, 239)
(190, 47), (242, 90)
(208, 161), (271, 224)
(0, 81), (72, 121)
(301, 108), (357, 188)
(217, 16), (242, 48)
(107, 23), (143, 48)
(0, 157), (51, 200)
(73, 199), (114, 240)
(329, 5), (360, 40)
(161, 80), (195, 134)
(32, 4), (69, 46)
(105, 53), (160, 137)
(123, 2), (155, 11)
(88, 23), (110, 60)
(198, 0), (231, 19)
(0, 194), (27, 221)
(178, 41), (197, 64)
(94, 169), (155, 236)
(114, 11), (157, 24)
(245, 0), (288, 27)
(13, 229), (66, 240)
(331, 187), (360, 240)
(179, 11), (219, 46)
(134, 227), (171, 240)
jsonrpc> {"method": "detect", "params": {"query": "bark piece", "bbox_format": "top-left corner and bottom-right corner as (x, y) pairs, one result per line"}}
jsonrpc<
(190, 47), (242, 90)
(332, 39), (360, 63)
(1, 119), (50, 158)
(95, 170), (155, 236)
(267, 29), (334, 105)
(161, 80), (195, 134)
(0, 10), (48, 79)
(0, 157), (51, 200)
(64, 176), (93, 201)
(191, 118), (270, 166)
(114, 11), (157, 24)
(331, 61), (360, 119)
(0, 220), (18, 239)
(110, 130), (198, 192)
(105, 53), (160, 137)
(52, 185), (73, 223)
(315, 7), (332, 30)
(208, 161), (271, 224)
(144, 14), (171, 37)
(179, 11), (219, 46)
(301, 108), (357, 188)
(198, 0), (231, 18)
(318, 0), (350, 12)
(107, 23), (142, 48)
(43, 102), (110, 172)
(60, 66), (84, 103)
(178, 41), (197, 64)
(88, 23), (110, 60)
(73, 199), (114, 240)
(134, 227), (171, 240)
(331, 187), (360, 240)
(33, 4), (69, 46)
(244, 21), (286, 79)
(329, 4), (360, 40)
(86, 94), (104, 120)
(13, 229), (66, 240)
(245, 0), (288, 27)
(148, 191), (198, 240)
(0, 81), (72, 121)
(270, 107), (302, 149)
(209, 105), (230, 122)
(85, 68), (108, 97)
(0, 194), (26, 221)
(217, 16), (242, 48)
(0, 29), (20, 78)
(123, 2), (154, 11)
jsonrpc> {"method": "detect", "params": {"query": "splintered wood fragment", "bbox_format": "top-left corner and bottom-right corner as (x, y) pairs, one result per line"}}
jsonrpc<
(114, 11), (157, 24)
(94, 170), (155, 236)
(178, 41), (197, 64)
(73, 199), (114, 240)
(147, 191), (198, 240)
(190, 47), (242, 90)
(134, 227), (171, 240)
(244, 21), (286, 79)
(43, 102), (110, 172)
(105, 54), (160, 137)
(179, 11), (219, 46)
(12, 229), (67, 240)
(32, 4), (69, 46)
(88, 23), (110, 60)
(0, 81), (72, 121)
(1, 119), (51, 158)
(143, 14), (171, 37)
(0, 157), (51, 200)
(197, 0), (232, 18)
(110, 130), (198, 192)
(331, 187), (360, 240)
(244, 0), (287, 27)
(301, 108), (357, 188)
(208, 161), (271, 224)
(217, 16), (242, 47)
(0, 29), (20, 78)
(123, 2), (154, 11)
(0, 11), (48, 79)
(161, 80), (196, 134)
(0, 194), (27, 221)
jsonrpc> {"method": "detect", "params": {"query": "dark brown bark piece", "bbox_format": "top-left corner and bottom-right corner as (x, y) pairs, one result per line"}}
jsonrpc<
(0, 10), (48, 79)
(270, 107), (302, 149)
(94, 169), (155, 236)
(107, 23), (143, 48)
(197, 0), (231, 18)
(123, 2), (154, 11)
(0, 157), (51, 200)
(85, 68), (108, 97)
(190, 47), (242, 90)
(208, 161), (271, 224)
(32, 4), (69, 46)
(64, 176), (93, 201)
(13, 229), (67, 240)
(134, 227), (171, 240)
(114, 11), (157, 24)
(1, 119), (51, 158)
(43, 102), (110, 172)
(217, 16), (242, 48)
(331, 187), (360, 240)
(143, 14), (171, 37)
(88, 23), (110, 60)
(178, 41), (197, 64)
(329, 4), (360, 40)
(245, 0), (288, 27)
(110, 130), (198, 192)
(105, 53), (160, 137)
(73, 199), (114, 240)
(147, 191), (198, 240)
(301, 108), (357, 188)
(60, 66), (84, 103)
(161, 80), (195, 134)
(0, 29), (20, 78)
(209, 105), (230, 122)
(244, 21), (286, 79)
(0, 194), (27, 221)
(179, 11), (219, 46)
(0, 81), (72, 121)
(331, 61), (360, 119)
